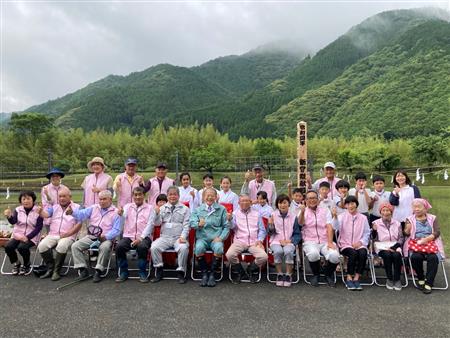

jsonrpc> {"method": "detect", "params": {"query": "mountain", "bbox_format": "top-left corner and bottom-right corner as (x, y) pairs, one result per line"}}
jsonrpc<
(20, 7), (450, 139)
(265, 19), (450, 138)
(24, 47), (305, 132)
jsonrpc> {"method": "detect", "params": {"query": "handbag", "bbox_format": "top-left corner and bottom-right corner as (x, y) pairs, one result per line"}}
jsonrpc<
(408, 238), (438, 254)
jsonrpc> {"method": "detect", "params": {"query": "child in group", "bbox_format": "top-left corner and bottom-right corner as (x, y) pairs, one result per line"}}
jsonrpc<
(334, 180), (350, 215)
(3, 191), (44, 275)
(252, 191), (274, 220)
(289, 188), (304, 215)
(369, 175), (390, 225)
(318, 182), (334, 211)
(194, 173), (219, 208)
(218, 176), (239, 212)
(267, 194), (301, 287)
(349, 172), (374, 220)
(404, 198), (445, 294)
(332, 195), (370, 291)
(178, 172), (197, 212)
(371, 203), (403, 291)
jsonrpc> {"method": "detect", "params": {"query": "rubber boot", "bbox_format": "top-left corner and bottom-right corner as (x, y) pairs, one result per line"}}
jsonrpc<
(198, 256), (208, 287)
(207, 256), (221, 287)
(40, 250), (54, 279)
(51, 252), (66, 281)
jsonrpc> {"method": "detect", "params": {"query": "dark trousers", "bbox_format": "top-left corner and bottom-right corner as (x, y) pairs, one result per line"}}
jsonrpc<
(379, 250), (402, 281)
(342, 247), (367, 276)
(5, 239), (35, 266)
(115, 237), (151, 261)
(410, 252), (439, 286)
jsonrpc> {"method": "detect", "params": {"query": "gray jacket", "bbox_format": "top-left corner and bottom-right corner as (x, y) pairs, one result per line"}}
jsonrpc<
(142, 202), (191, 240)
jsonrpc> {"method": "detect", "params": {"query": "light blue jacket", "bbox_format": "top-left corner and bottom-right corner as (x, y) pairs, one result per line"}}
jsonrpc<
(190, 202), (230, 241)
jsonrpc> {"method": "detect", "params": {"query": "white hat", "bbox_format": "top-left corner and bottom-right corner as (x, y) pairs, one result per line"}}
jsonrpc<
(323, 162), (336, 169)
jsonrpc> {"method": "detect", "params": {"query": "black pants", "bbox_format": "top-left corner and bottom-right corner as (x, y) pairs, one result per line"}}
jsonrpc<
(341, 248), (367, 276)
(115, 237), (151, 261)
(379, 250), (402, 281)
(5, 239), (35, 266)
(410, 252), (439, 286)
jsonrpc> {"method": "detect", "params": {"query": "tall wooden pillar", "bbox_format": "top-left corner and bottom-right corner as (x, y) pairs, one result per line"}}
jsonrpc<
(297, 121), (307, 194)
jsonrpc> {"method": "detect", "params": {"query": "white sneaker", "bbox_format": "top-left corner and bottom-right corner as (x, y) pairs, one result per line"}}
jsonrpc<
(393, 280), (402, 291)
(386, 279), (394, 290)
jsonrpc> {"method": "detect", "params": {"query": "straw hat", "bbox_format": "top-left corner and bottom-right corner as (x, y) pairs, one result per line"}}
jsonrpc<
(87, 157), (107, 172)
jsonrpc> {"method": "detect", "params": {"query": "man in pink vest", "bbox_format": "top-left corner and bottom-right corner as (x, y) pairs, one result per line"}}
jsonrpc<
(241, 164), (277, 206)
(115, 186), (153, 283)
(38, 187), (81, 281)
(307, 162), (340, 200)
(299, 190), (340, 287)
(113, 158), (144, 208)
(41, 167), (67, 210)
(141, 162), (175, 206)
(81, 157), (113, 208)
(226, 193), (268, 284)
(69, 190), (121, 283)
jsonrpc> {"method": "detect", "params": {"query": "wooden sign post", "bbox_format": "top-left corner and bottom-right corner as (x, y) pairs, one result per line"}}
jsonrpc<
(297, 121), (307, 194)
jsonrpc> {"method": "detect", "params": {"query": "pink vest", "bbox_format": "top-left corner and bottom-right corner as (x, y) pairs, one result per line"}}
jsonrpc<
(270, 210), (296, 245)
(373, 218), (401, 243)
(233, 209), (260, 246)
(147, 177), (175, 206)
(116, 173), (143, 208)
(314, 177), (340, 200)
(122, 202), (153, 240)
(12, 206), (41, 244)
(83, 172), (112, 207)
(337, 211), (367, 250)
(41, 183), (68, 207)
(301, 206), (329, 244)
(248, 179), (275, 204)
(48, 202), (81, 240)
(89, 204), (118, 234)
(404, 214), (445, 258)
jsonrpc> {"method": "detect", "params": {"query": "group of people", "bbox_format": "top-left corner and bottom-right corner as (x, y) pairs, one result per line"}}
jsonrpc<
(2, 157), (446, 294)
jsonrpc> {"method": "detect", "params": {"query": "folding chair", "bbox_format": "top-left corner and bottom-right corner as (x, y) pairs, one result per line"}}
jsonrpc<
(301, 249), (336, 286)
(408, 255), (448, 290)
(227, 237), (264, 283)
(117, 249), (151, 280)
(1, 234), (42, 276)
(266, 238), (300, 284)
(148, 226), (186, 280)
(88, 242), (115, 278)
(191, 251), (224, 281)
(370, 239), (408, 288)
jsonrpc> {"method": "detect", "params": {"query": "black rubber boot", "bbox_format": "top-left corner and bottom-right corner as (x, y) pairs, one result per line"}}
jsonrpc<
(247, 262), (260, 283)
(51, 252), (66, 281)
(40, 250), (54, 279)
(197, 256), (208, 287)
(230, 264), (244, 284)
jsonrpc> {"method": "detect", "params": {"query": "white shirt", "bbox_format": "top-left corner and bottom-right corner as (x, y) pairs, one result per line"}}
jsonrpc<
(349, 188), (375, 214)
(178, 185), (197, 212)
(218, 190), (239, 212)
(371, 190), (390, 217)
(392, 185), (415, 222)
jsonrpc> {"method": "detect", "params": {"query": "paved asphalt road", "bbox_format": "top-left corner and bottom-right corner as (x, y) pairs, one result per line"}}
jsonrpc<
(1, 263), (449, 337)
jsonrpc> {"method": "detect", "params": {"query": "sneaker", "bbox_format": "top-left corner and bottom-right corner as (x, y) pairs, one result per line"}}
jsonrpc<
(345, 280), (355, 290)
(393, 280), (402, 291)
(276, 274), (284, 287)
(12, 263), (21, 275)
(283, 274), (292, 287)
(139, 272), (149, 283)
(422, 284), (432, 294)
(115, 274), (128, 283)
(19, 265), (31, 275)
(386, 279), (394, 290)
(417, 280), (425, 291)
(310, 275), (320, 287)
(326, 275), (336, 288)
(354, 280), (363, 291)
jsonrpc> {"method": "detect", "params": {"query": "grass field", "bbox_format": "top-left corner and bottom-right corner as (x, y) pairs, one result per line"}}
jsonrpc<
(0, 171), (448, 252)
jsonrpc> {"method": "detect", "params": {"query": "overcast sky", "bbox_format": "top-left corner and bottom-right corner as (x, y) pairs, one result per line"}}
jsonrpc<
(1, 0), (449, 113)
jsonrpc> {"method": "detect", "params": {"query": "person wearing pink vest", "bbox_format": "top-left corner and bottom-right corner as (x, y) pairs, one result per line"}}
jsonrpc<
(332, 195), (370, 291)
(4, 191), (44, 275)
(115, 186), (153, 283)
(241, 163), (277, 206)
(69, 190), (120, 283)
(226, 193), (267, 284)
(299, 190), (340, 288)
(38, 187), (81, 281)
(307, 162), (341, 200)
(141, 162), (175, 206)
(41, 167), (67, 226)
(267, 194), (301, 287)
(113, 158), (144, 208)
(371, 203), (403, 291)
(404, 198), (444, 294)
(81, 156), (113, 208)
